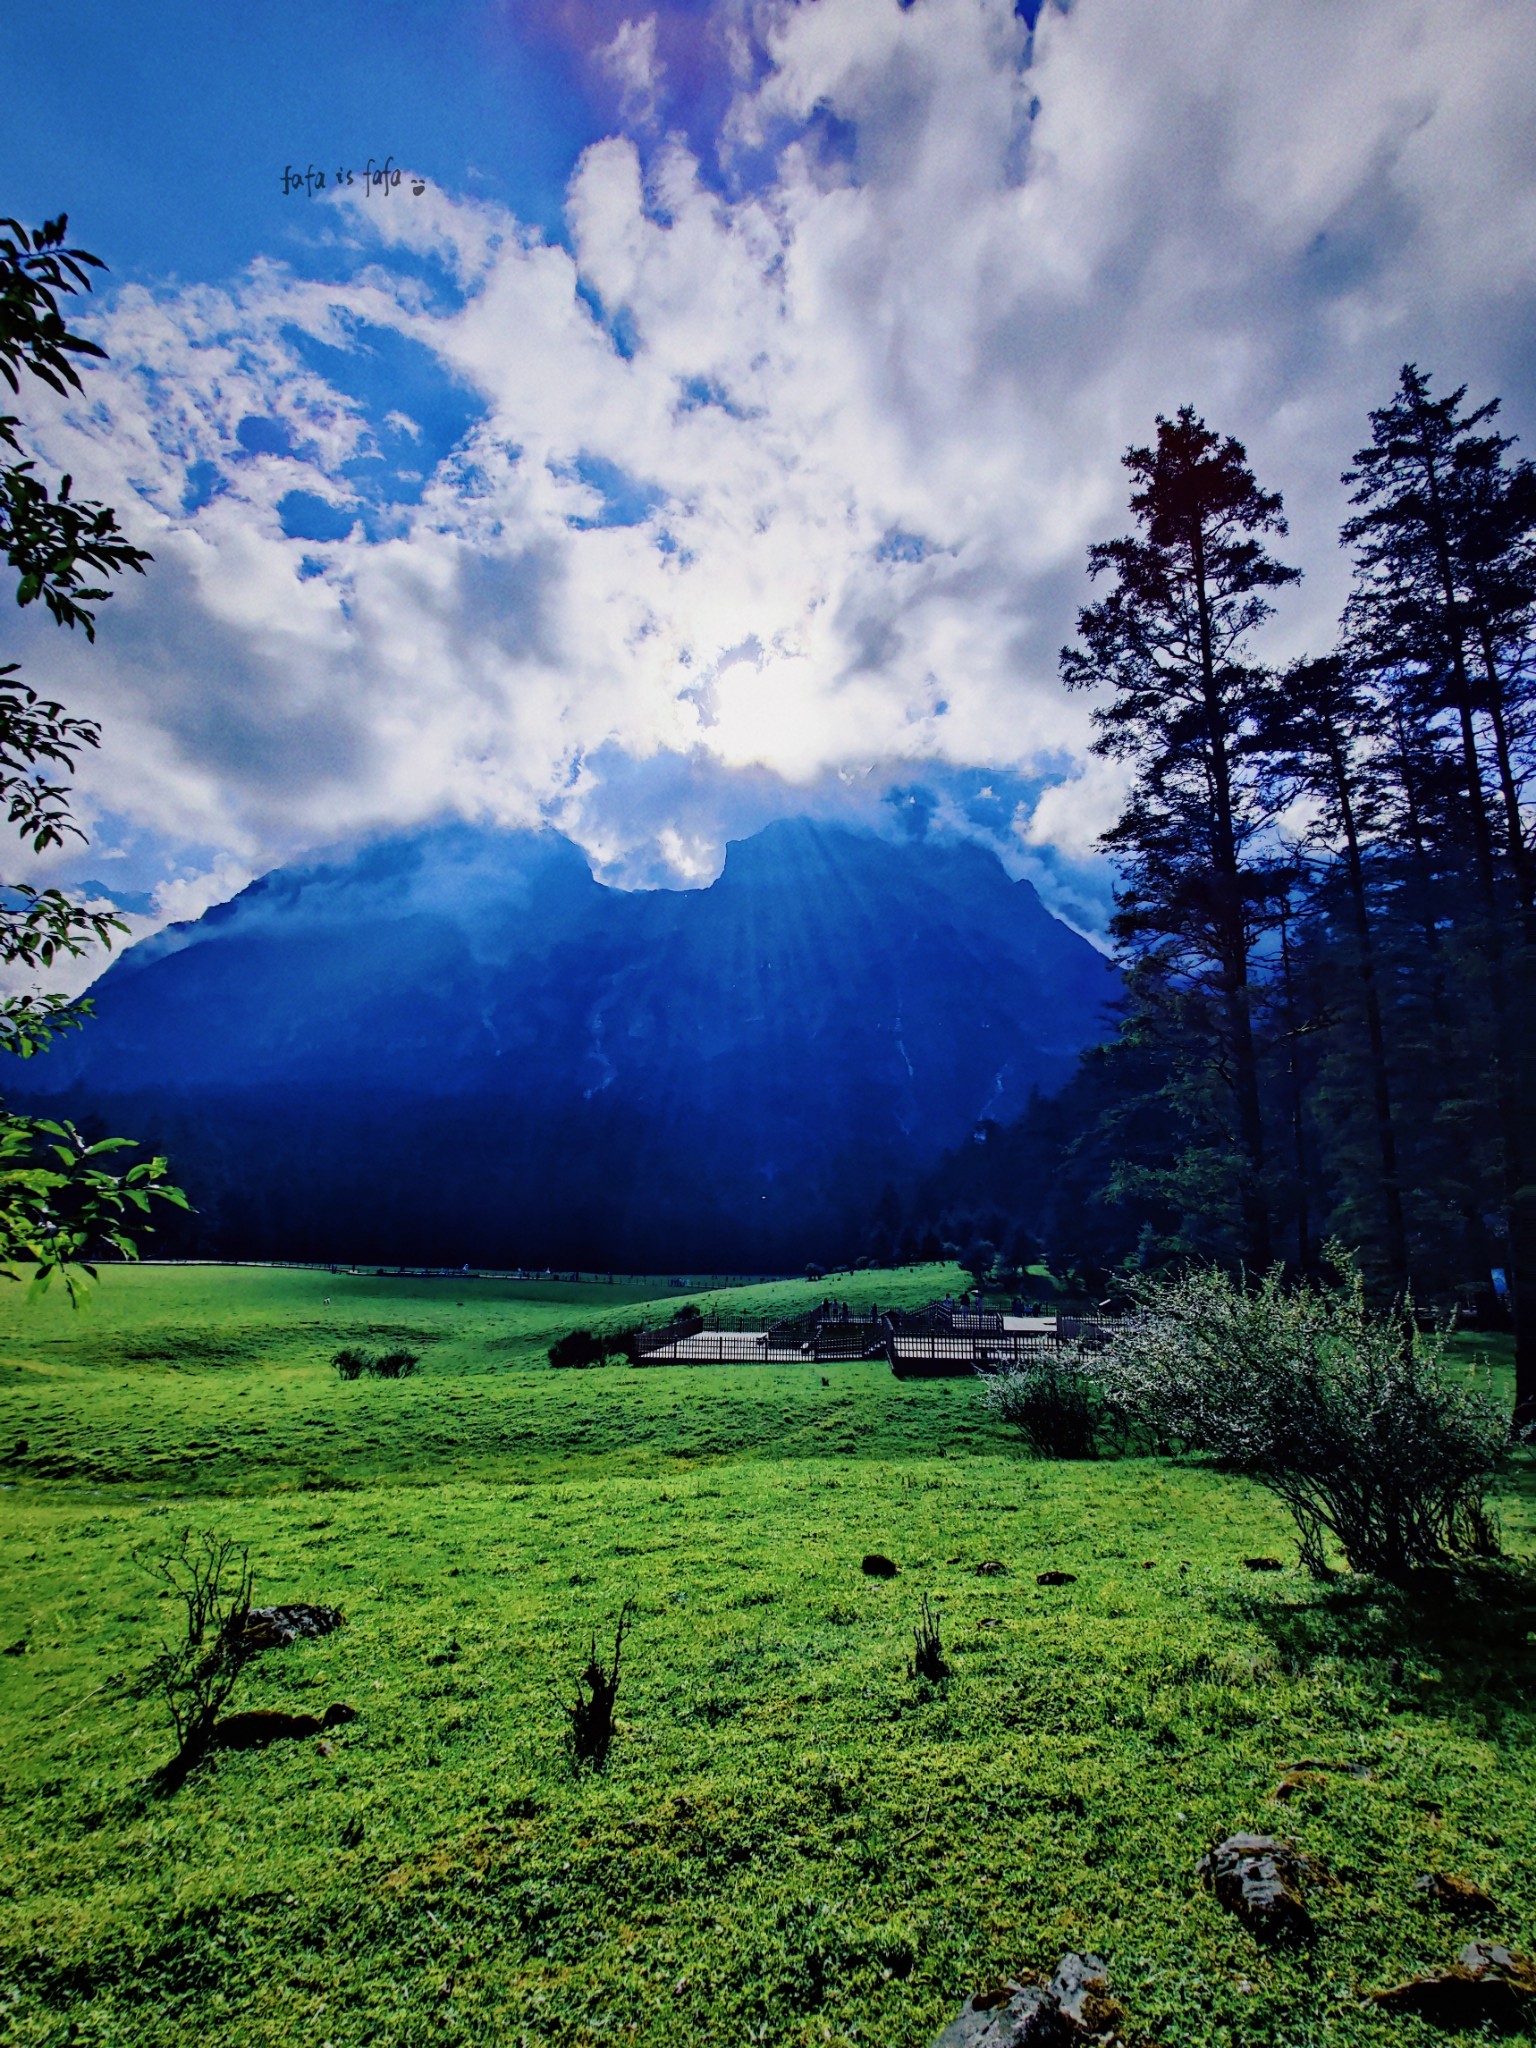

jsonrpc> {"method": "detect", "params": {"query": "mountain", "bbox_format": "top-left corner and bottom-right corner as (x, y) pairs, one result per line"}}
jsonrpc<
(15, 818), (1119, 1268)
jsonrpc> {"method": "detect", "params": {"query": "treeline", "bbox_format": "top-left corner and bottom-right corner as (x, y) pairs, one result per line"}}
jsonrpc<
(870, 368), (1536, 1422)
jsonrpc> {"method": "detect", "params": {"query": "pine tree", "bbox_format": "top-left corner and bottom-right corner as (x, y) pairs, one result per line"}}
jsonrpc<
(1341, 366), (1536, 1422)
(1062, 407), (1301, 1268)
(1251, 654), (1409, 1292)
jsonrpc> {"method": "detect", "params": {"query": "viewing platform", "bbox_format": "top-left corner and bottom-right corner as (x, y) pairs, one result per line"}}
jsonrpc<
(627, 1304), (1114, 1375)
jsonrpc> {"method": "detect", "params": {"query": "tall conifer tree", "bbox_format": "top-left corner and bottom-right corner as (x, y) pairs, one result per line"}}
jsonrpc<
(1341, 366), (1536, 1424)
(1062, 407), (1300, 1269)
(1252, 655), (1409, 1294)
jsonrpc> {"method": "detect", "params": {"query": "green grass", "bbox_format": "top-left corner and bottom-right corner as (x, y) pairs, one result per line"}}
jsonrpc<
(0, 1264), (1532, 2047)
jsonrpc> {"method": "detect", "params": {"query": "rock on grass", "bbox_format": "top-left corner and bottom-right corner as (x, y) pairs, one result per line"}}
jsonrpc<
(1371, 1941), (1536, 2026)
(1198, 1834), (1314, 1943)
(931, 1953), (1123, 2047)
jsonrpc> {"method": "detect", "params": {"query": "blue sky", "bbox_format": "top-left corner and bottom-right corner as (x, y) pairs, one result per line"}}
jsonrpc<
(3, 2), (602, 282)
(4, 0), (1535, 967)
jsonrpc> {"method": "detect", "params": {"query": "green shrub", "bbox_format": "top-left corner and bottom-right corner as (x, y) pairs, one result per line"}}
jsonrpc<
(332, 1346), (419, 1380)
(1097, 1249), (1509, 1577)
(548, 1328), (618, 1369)
(977, 1342), (1110, 1458)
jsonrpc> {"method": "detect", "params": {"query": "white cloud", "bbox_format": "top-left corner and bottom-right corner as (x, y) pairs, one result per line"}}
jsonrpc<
(9, 0), (1536, 951)
(151, 859), (258, 927)
(599, 16), (668, 132)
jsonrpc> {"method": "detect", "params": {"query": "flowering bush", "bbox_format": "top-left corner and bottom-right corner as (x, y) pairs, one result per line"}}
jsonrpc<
(976, 1342), (1111, 1458)
(1096, 1250), (1509, 1577)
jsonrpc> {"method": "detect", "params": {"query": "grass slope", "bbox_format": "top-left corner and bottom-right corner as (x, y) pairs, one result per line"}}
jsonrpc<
(0, 1265), (1531, 2048)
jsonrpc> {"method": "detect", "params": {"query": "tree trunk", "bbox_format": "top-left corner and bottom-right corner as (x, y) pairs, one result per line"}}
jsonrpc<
(1416, 418), (1535, 1426)
(1326, 734), (1410, 1295)
(1191, 523), (1270, 1268)
(1276, 910), (1314, 1275)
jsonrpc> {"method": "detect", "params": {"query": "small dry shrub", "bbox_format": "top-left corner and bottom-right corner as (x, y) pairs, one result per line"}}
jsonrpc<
(908, 1594), (949, 1681)
(138, 1529), (255, 1779)
(567, 1600), (635, 1770)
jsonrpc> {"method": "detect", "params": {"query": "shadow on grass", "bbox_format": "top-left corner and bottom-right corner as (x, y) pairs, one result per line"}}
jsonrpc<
(1222, 1546), (1536, 1744)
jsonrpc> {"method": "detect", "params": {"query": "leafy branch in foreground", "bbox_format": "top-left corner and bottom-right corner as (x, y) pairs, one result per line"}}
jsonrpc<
(1, 216), (149, 637)
(1096, 1247), (1509, 1577)
(0, 210), (183, 1294)
(0, 1116), (188, 1302)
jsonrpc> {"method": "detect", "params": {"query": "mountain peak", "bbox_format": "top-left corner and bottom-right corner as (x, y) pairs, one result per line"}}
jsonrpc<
(16, 817), (1118, 1268)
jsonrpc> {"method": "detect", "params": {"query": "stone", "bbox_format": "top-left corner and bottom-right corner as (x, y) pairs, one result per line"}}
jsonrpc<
(861, 1553), (898, 1578)
(1049, 1953), (1117, 2030)
(929, 1955), (1119, 2048)
(1273, 1759), (1370, 1798)
(1036, 1571), (1076, 1586)
(1271, 1772), (1313, 1802)
(1414, 1871), (1498, 1914)
(1198, 1834), (1314, 1943)
(1371, 1941), (1536, 2025)
(213, 1702), (357, 1750)
(227, 1604), (345, 1656)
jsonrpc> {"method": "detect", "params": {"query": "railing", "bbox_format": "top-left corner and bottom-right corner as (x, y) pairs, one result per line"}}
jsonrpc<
(630, 1309), (888, 1364)
(890, 1330), (1056, 1376)
(812, 1319), (887, 1359)
(887, 1305), (1004, 1335)
(632, 1329), (813, 1363)
(632, 1312), (705, 1356)
(622, 1305), (1123, 1372)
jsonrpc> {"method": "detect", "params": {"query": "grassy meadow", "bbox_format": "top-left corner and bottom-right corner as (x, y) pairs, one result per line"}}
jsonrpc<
(0, 1263), (1532, 2047)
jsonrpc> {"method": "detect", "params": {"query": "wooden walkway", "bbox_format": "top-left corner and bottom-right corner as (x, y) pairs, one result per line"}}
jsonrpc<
(629, 1308), (1113, 1375)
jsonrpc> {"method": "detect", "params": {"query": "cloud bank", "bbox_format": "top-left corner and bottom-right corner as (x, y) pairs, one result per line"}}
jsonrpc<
(12, 0), (1536, 944)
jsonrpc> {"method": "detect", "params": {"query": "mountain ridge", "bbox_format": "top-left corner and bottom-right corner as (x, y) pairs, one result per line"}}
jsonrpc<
(16, 817), (1119, 1267)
